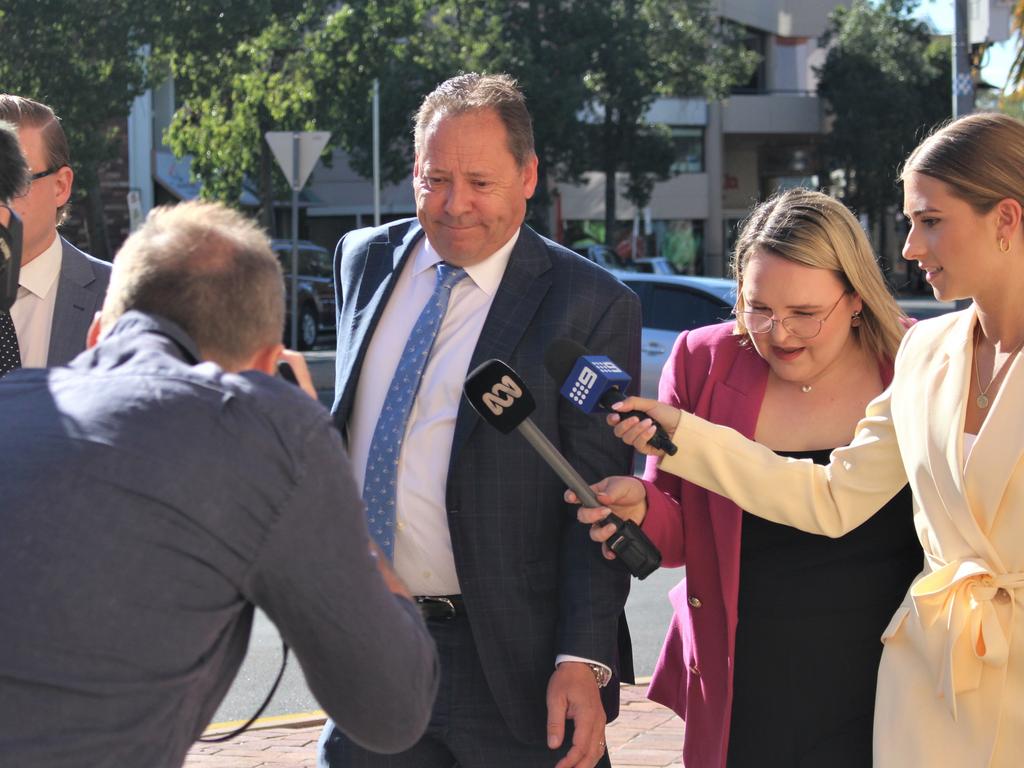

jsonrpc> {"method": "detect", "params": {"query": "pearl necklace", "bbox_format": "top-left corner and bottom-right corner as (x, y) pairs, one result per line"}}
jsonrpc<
(974, 329), (1024, 409)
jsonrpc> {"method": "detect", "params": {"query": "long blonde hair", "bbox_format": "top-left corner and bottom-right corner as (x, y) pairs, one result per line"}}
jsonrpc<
(730, 188), (906, 361)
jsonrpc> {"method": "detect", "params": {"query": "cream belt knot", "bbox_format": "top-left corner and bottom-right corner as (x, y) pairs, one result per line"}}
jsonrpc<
(911, 558), (1024, 718)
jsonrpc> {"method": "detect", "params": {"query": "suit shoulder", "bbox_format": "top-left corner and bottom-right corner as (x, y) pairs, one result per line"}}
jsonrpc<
(672, 321), (744, 371)
(533, 232), (635, 298)
(896, 308), (967, 367)
(62, 238), (110, 272)
(337, 218), (418, 259)
(60, 238), (111, 292)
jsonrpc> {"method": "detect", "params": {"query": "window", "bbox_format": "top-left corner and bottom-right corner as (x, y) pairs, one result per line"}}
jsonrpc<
(670, 127), (704, 174)
(648, 285), (731, 332)
(731, 27), (767, 94)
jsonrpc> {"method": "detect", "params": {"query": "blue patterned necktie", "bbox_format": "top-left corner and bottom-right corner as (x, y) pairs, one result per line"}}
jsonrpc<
(363, 262), (468, 557)
(0, 309), (21, 377)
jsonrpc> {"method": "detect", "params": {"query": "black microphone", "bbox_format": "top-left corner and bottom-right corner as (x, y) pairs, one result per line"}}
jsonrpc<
(464, 359), (661, 579)
(544, 338), (677, 456)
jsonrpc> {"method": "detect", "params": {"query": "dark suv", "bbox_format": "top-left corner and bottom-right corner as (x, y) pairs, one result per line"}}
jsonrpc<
(271, 240), (336, 350)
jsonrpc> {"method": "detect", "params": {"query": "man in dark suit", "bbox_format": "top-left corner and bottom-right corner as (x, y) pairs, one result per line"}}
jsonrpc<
(0, 94), (110, 368)
(318, 73), (641, 768)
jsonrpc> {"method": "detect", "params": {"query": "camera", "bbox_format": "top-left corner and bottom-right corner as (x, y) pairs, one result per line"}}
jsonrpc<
(1, 205), (22, 312)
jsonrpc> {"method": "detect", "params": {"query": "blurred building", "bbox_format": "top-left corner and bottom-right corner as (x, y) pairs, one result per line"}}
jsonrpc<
(557, 0), (847, 276)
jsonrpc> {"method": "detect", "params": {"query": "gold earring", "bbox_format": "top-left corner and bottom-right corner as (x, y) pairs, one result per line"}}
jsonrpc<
(851, 310), (863, 328)
(999, 237), (1011, 253)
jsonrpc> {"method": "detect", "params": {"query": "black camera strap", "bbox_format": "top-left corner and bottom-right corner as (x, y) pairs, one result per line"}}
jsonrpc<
(198, 639), (289, 743)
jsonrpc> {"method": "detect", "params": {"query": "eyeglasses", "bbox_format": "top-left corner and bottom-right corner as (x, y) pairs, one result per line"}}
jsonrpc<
(13, 165), (66, 199)
(29, 165), (65, 182)
(736, 291), (849, 340)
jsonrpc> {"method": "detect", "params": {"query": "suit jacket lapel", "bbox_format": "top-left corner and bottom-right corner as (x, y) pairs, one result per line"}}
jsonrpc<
(450, 226), (552, 464)
(965, 330), (1024, 547)
(49, 239), (104, 366)
(924, 310), (999, 561)
(335, 224), (423, 424)
(705, 342), (768, 609)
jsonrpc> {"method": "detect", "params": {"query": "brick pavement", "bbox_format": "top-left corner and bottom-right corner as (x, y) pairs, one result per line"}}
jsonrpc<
(185, 682), (683, 768)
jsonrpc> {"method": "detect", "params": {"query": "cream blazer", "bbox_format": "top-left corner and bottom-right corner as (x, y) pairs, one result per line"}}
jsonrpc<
(661, 307), (1024, 768)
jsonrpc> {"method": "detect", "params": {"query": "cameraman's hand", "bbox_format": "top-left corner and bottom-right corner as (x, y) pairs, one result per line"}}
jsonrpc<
(369, 542), (415, 601)
(277, 350), (317, 400)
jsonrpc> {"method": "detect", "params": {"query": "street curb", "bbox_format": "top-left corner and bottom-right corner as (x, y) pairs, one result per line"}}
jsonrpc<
(203, 677), (655, 735)
(203, 709), (326, 736)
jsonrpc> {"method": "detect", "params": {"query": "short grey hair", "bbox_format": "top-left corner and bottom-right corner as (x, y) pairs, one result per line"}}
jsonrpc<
(102, 201), (284, 369)
(414, 73), (535, 166)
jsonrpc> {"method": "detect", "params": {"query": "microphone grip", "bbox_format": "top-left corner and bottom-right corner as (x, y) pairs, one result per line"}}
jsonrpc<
(616, 409), (678, 456)
(515, 418), (662, 579)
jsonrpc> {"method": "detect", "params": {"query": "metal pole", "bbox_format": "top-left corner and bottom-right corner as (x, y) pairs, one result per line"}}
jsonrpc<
(373, 78), (381, 227)
(953, 0), (974, 311)
(290, 133), (300, 350)
(953, 0), (973, 118)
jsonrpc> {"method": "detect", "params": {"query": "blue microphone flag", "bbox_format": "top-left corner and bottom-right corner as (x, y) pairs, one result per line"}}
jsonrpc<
(559, 355), (632, 414)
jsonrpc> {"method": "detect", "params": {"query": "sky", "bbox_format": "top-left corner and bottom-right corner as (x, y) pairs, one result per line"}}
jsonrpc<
(914, 0), (1018, 91)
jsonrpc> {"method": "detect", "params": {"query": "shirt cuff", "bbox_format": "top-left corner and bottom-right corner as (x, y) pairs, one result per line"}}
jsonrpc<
(555, 654), (612, 681)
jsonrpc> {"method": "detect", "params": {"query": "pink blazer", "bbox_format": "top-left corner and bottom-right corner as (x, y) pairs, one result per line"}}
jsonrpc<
(640, 322), (896, 768)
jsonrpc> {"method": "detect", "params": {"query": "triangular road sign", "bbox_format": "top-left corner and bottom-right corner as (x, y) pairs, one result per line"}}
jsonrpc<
(265, 131), (332, 191)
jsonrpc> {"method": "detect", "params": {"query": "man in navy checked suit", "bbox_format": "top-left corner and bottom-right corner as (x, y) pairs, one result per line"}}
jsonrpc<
(319, 73), (641, 768)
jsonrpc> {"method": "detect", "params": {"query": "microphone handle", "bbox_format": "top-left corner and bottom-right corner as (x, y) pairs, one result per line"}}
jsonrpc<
(515, 418), (661, 579)
(598, 391), (678, 456)
(516, 418), (600, 507)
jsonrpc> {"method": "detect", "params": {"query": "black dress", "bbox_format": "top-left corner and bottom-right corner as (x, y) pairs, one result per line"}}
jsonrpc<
(726, 449), (921, 768)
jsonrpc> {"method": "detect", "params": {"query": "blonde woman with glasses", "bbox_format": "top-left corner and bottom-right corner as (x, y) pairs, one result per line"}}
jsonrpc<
(573, 187), (920, 767)
(578, 113), (1024, 767)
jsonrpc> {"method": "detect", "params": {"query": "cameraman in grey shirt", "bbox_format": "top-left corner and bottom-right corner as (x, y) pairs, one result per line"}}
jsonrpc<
(0, 200), (439, 768)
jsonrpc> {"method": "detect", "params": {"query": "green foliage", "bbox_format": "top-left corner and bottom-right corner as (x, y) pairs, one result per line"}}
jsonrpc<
(577, 0), (757, 235)
(0, 1), (154, 189)
(3, 0), (760, 244)
(817, 0), (951, 228)
(163, 2), (336, 213)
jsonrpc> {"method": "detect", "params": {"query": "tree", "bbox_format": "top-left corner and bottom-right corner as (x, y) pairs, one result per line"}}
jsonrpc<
(1009, 0), (1024, 89)
(0, 0), (157, 259)
(574, 0), (756, 242)
(160, 0), (755, 244)
(161, 1), (341, 234)
(817, 0), (951, 262)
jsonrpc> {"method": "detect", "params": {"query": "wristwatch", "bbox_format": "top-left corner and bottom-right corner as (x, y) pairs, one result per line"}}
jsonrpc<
(585, 662), (611, 688)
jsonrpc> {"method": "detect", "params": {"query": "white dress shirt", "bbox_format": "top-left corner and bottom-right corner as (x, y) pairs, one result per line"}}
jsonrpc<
(10, 233), (61, 368)
(348, 233), (516, 596)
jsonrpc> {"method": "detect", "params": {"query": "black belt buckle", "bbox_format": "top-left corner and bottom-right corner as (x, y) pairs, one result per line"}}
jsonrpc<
(416, 596), (457, 621)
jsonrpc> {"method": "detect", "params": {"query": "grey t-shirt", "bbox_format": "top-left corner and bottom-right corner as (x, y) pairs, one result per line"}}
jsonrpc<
(0, 312), (438, 767)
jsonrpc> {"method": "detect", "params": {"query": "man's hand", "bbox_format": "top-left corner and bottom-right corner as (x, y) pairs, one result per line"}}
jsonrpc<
(368, 541), (414, 601)
(277, 349), (317, 400)
(547, 662), (607, 768)
(605, 397), (682, 456)
(564, 475), (648, 561)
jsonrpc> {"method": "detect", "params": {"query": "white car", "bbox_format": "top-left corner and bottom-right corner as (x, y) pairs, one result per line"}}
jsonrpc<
(614, 271), (953, 400)
(612, 271), (737, 400)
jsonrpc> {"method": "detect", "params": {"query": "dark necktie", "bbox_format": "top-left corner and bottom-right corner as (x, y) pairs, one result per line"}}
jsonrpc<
(0, 309), (21, 377)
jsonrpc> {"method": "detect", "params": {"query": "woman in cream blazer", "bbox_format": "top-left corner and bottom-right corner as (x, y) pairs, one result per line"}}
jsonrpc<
(575, 112), (1024, 767)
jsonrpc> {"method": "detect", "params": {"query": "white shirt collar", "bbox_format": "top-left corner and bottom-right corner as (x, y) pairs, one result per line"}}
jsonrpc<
(416, 229), (520, 297)
(18, 233), (62, 300)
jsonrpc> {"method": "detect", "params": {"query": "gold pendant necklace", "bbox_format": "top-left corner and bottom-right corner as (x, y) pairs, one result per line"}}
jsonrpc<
(974, 329), (1024, 409)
